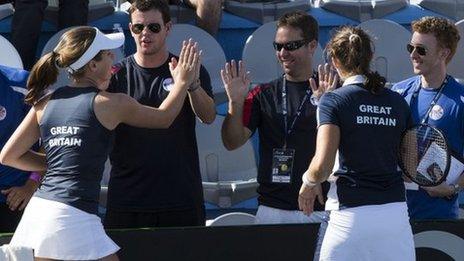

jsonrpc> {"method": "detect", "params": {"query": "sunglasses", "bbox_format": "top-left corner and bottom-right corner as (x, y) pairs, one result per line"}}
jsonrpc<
(273, 39), (309, 52)
(131, 23), (161, 34)
(406, 43), (427, 56)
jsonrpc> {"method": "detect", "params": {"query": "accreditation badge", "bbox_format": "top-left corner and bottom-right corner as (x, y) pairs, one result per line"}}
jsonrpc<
(271, 148), (295, 183)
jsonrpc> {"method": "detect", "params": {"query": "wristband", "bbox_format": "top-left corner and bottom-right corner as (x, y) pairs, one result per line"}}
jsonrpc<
(310, 94), (320, 106)
(29, 172), (41, 183)
(188, 80), (201, 92)
(302, 172), (318, 188)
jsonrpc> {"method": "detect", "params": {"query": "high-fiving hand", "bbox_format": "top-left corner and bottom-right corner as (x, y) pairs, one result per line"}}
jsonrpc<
(310, 63), (339, 100)
(169, 39), (202, 89)
(221, 60), (251, 103)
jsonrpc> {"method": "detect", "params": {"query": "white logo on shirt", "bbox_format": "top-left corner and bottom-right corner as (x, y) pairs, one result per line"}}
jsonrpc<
(429, 104), (444, 121)
(0, 105), (6, 121)
(162, 78), (175, 92)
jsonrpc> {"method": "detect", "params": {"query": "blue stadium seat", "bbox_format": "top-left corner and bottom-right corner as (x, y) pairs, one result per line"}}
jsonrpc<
(317, 0), (408, 22)
(224, 0), (311, 24)
(46, 0), (116, 24)
(411, 0), (464, 21)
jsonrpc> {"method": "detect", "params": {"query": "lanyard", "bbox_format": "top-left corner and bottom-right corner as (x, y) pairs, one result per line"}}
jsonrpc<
(408, 75), (449, 124)
(282, 75), (312, 148)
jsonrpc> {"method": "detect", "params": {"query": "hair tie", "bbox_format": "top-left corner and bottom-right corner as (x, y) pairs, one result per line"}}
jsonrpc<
(51, 50), (61, 69)
(349, 33), (359, 43)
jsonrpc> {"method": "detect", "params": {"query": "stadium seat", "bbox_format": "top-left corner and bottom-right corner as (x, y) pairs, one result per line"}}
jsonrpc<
(224, 0), (311, 24)
(41, 26), (125, 90)
(358, 19), (413, 83)
(0, 3), (13, 21)
(208, 212), (256, 226)
(448, 19), (464, 82)
(0, 35), (23, 69)
(317, 0), (407, 22)
(241, 21), (324, 85)
(45, 0), (115, 24)
(196, 116), (258, 208)
(169, 4), (195, 24)
(410, 0), (464, 21)
(166, 23), (227, 103)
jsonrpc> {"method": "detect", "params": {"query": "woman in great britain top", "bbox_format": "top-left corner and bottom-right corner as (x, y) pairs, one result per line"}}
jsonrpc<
(0, 26), (201, 261)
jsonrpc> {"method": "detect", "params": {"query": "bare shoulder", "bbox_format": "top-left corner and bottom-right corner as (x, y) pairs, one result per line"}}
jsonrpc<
(34, 93), (53, 122)
(95, 91), (131, 106)
(94, 91), (137, 114)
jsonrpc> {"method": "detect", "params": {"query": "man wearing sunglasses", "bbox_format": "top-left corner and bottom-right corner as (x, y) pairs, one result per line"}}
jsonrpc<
(104, 0), (216, 229)
(221, 11), (335, 260)
(392, 16), (464, 220)
(125, 0), (222, 36)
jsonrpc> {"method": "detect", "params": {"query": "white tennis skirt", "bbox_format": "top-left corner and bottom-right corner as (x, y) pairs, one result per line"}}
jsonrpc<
(320, 202), (415, 261)
(9, 196), (120, 260)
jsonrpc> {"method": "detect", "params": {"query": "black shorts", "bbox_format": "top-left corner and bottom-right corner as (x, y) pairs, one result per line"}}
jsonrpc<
(104, 206), (206, 229)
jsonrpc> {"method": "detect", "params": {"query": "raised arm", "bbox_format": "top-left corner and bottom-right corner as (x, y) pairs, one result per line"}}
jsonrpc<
(96, 40), (200, 130)
(221, 60), (252, 150)
(187, 52), (216, 124)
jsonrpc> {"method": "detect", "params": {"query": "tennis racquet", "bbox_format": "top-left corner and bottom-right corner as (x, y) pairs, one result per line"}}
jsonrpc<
(398, 124), (450, 187)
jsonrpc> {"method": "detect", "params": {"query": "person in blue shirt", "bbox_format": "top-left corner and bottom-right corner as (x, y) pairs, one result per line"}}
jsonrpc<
(0, 26), (200, 260)
(0, 65), (38, 233)
(391, 16), (464, 220)
(299, 26), (415, 260)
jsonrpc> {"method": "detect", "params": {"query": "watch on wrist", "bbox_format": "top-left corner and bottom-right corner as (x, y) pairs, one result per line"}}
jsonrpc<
(453, 183), (462, 195)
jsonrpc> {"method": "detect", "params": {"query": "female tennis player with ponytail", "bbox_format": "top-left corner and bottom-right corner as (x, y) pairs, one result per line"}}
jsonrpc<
(0, 26), (200, 260)
(298, 26), (415, 260)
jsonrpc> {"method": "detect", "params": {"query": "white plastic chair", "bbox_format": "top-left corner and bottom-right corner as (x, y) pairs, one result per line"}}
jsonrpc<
(208, 212), (256, 226)
(358, 19), (414, 83)
(166, 24), (227, 99)
(0, 245), (33, 261)
(448, 19), (464, 82)
(0, 35), (23, 69)
(196, 116), (258, 208)
(242, 21), (324, 85)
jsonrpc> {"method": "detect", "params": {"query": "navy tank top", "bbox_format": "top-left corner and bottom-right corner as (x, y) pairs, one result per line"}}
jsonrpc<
(35, 86), (111, 214)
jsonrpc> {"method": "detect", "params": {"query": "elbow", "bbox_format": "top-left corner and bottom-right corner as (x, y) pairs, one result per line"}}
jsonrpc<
(200, 112), (216, 125)
(221, 136), (244, 151)
(0, 150), (12, 166)
(223, 141), (239, 151)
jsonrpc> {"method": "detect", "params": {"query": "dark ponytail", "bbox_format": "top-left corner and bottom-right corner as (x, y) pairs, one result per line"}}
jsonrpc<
(24, 52), (59, 105)
(365, 71), (386, 94)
